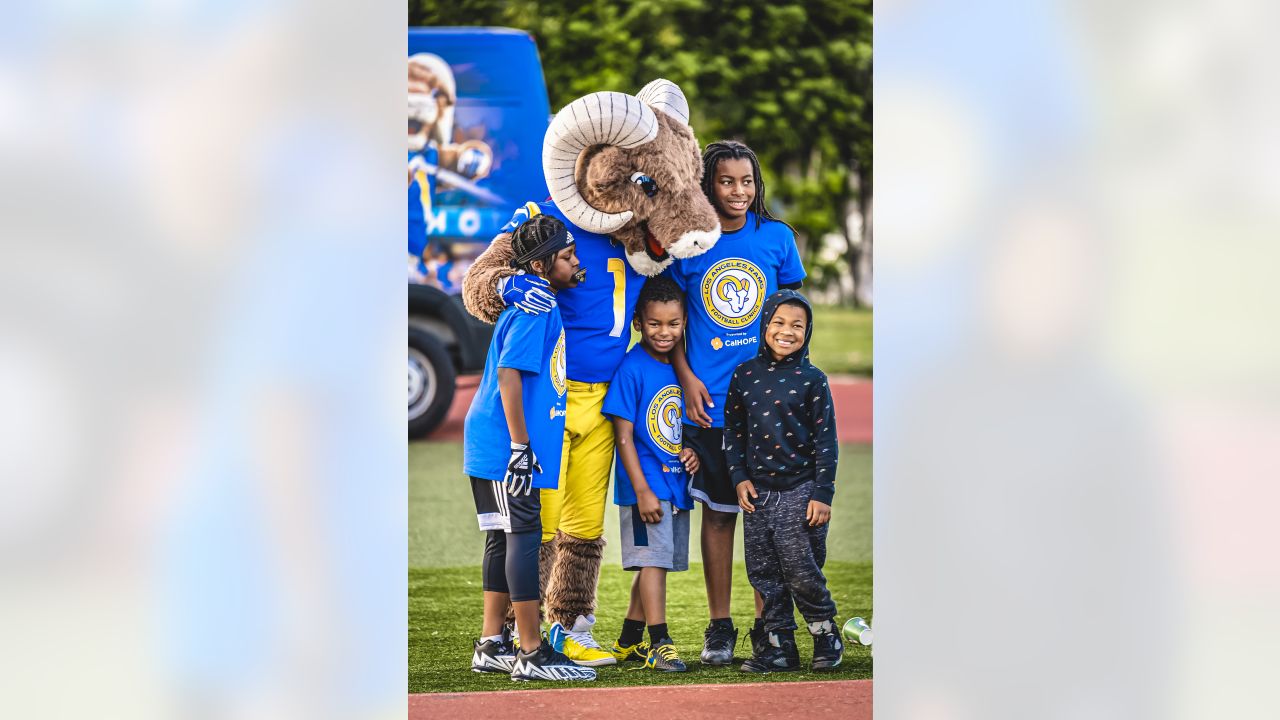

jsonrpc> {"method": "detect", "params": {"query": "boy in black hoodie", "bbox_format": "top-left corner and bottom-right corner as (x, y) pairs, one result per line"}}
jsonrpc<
(725, 289), (843, 673)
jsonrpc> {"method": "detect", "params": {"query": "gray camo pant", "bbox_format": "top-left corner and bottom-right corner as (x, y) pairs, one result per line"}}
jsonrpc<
(743, 481), (837, 632)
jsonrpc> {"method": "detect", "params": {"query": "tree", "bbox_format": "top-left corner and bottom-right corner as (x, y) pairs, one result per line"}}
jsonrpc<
(410, 0), (873, 305)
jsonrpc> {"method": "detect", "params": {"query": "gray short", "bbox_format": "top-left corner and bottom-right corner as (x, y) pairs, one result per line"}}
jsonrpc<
(619, 501), (690, 572)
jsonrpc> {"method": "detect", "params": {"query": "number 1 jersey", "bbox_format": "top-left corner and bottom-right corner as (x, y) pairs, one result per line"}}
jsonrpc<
(538, 202), (644, 383)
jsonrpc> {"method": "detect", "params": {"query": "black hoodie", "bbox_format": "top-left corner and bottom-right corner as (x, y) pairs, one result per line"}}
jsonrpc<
(723, 290), (839, 505)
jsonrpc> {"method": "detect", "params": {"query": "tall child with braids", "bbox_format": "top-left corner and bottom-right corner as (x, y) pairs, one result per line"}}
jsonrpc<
(462, 215), (596, 682)
(667, 140), (807, 668)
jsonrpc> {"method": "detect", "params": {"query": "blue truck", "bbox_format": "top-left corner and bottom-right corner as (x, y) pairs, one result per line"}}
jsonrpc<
(408, 27), (552, 438)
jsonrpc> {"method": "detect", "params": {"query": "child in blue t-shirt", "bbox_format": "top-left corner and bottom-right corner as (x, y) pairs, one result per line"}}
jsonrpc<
(461, 215), (595, 682)
(601, 277), (701, 673)
(667, 140), (807, 665)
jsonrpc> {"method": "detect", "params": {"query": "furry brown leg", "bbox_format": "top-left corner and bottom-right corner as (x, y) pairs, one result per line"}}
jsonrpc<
(539, 537), (557, 600)
(544, 530), (606, 627)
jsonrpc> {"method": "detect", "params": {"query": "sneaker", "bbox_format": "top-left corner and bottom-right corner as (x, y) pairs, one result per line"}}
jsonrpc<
(740, 629), (801, 674)
(748, 623), (768, 658)
(471, 636), (516, 674)
(700, 622), (738, 666)
(810, 619), (844, 671)
(510, 642), (597, 682)
(510, 626), (547, 653)
(548, 615), (618, 667)
(645, 640), (688, 672)
(611, 638), (651, 662)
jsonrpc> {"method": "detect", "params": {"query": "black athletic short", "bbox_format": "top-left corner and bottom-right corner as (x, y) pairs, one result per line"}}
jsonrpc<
(684, 425), (740, 513)
(471, 476), (542, 534)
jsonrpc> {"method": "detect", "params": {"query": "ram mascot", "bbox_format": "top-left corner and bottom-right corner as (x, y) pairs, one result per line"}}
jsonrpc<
(462, 79), (718, 664)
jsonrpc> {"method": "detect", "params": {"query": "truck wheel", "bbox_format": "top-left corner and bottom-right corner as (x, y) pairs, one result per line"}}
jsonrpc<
(408, 327), (456, 438)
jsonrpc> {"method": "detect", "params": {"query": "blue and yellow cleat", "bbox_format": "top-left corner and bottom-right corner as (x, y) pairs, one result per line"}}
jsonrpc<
(645, 641), (687, 672)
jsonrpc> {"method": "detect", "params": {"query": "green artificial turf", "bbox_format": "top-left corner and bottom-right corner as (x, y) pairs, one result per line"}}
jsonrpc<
(410, 443), (871, 568)
(409, 561), (872, 692)
(808, 305), (873, 377)
(409, 442), (872, 693)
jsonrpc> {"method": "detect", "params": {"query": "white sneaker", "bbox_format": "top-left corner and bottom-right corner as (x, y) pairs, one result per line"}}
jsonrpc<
(549, 614), (617, 666)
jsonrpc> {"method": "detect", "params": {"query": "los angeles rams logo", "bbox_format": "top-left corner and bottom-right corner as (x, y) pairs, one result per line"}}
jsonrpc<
(701, 258), (767, 329)
(551, 329), (566, 396)
(646, 385), (683, 455)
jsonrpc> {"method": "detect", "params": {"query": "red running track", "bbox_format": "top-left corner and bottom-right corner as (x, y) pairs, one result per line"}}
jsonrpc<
(409, 679), (871, 719)
(429, 377), (872, 444)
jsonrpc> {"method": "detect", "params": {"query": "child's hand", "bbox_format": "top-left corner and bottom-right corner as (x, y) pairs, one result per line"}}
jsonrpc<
(679, 375), (714, 428)
(637, 489), (663, 524)
(806, 500), (831, 527)
(736, 480), (758, 513)
(679, 447), (700, 475)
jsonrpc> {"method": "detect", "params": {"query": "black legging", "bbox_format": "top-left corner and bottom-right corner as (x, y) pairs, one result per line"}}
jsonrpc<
(482, 529), (541, 602)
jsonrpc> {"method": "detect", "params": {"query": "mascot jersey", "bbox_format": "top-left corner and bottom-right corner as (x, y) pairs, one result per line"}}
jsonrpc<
(669, 211), (806, 427)
(601, 347), (693, 510)
(535, 201), (645, 384)
(463, 305), (568, 489)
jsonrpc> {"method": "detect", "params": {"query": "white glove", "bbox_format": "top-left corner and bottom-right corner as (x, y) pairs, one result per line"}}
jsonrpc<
(498, 274), (556, 315)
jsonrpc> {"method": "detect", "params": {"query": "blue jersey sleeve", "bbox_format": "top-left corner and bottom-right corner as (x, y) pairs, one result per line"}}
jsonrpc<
(778, 226), (807, 286)
(601, 360), (639, 422)
(496, 312), (547, 374)
(668, 257), (689, 292)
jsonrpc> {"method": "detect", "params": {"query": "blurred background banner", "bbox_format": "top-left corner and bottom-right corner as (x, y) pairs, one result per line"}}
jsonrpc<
(878, 1), (1280, 718)
(0, 2), (405, 718)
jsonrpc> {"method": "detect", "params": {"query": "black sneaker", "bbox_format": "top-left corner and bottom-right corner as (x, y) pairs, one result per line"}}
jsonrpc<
(700, 622), (738, 666)
(471, 636), (516, 674)
(748, 623), (768, 658)
(739, 629), (801, 674)
(510, 642), (598, 682)
(809, 619), (844, 671)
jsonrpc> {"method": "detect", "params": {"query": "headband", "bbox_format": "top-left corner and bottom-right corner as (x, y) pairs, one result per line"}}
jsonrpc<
(512, 224), (575, 267)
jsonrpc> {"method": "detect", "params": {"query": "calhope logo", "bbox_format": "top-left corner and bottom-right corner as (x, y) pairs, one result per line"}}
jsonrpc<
(646, 385), (683, 455)
(701, 258), (767, 329)
(550, 328), (566, 396)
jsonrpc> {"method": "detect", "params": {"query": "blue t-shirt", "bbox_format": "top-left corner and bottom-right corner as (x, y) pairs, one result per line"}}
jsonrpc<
(463, 306), (568, 488)
(537, 202), (645, 383)
(670, 212), (806, 427)
(601, 347), (693, 510)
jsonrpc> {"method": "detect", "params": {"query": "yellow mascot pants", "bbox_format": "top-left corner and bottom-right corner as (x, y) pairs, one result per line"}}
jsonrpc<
(540, 380), (613, 543)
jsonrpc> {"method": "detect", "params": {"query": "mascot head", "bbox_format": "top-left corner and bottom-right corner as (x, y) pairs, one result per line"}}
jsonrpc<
(542, 79), (720, 276)
(408, 53), (456, 152)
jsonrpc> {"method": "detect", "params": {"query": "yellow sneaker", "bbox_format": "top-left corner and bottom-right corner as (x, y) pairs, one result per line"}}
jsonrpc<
(611, 638), (651, 662)
(549, 615), (618, 667)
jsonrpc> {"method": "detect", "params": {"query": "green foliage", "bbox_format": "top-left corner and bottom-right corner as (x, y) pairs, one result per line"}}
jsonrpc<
(409, 0), (873, 297)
